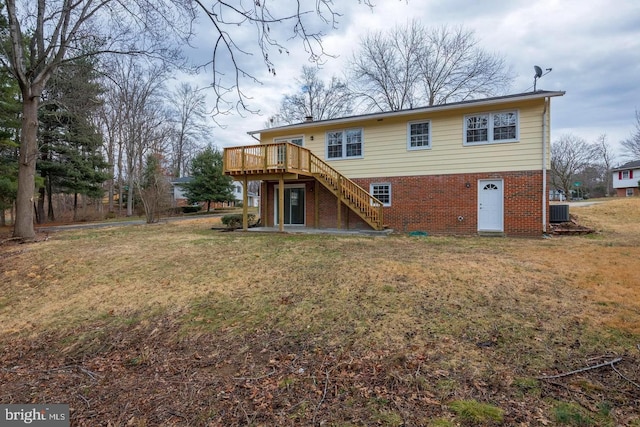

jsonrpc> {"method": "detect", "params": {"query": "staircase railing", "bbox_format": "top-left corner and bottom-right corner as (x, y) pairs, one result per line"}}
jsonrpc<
(309, 155), (384, 230)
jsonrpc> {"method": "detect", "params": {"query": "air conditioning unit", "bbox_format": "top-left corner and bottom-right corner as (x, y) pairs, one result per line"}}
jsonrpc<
(549, 204), (570, 223)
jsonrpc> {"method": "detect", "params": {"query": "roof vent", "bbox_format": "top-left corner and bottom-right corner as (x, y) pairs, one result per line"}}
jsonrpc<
(304, 116), (313, 122)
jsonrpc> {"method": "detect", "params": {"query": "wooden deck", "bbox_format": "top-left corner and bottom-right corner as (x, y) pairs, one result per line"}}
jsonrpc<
(223, 143), (385, 231)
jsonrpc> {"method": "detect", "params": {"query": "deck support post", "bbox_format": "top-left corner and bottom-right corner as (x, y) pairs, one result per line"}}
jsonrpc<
(279, 175), (285, 232)
(242, 175), (249, 231)
(337, 177), (342, 229)
(314, 180), (319, 228)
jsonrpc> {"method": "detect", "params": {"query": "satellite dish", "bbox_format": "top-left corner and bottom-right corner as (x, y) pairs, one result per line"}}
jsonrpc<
(534, 65), (543, 78)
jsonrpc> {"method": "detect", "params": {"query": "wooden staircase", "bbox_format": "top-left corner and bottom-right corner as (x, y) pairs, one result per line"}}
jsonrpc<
(309, 155), (385, 230)
(224, 143), (385, 230)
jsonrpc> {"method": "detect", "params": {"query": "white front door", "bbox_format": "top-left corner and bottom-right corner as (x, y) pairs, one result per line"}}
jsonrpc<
(478, 179), (504, 232)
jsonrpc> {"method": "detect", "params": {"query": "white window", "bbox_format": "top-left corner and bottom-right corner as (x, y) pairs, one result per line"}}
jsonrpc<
(622, 170), (630, 179)
(326, 128), (363, 159)
(626, 188), (634, 197)
(370, 183), (391, 206)
(274, 136), (304, 146)
(464, 110), (518, 145)
(408, 120), (431, 150)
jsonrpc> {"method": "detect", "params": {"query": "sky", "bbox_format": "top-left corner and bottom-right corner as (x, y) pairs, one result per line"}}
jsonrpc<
(180, 0), (640, 161)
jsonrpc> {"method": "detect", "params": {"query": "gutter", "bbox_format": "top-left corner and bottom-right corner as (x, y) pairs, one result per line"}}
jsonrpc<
(542, 97), (549, 234)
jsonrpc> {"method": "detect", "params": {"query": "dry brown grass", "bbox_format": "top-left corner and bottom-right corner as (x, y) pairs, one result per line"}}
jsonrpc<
(2, 201), (639, 339)
(1, 200), (639, 425)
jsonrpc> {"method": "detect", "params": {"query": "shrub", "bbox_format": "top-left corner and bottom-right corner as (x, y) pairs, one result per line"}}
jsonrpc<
(221, 213), (256, 229)
(181, 205), (202, 214)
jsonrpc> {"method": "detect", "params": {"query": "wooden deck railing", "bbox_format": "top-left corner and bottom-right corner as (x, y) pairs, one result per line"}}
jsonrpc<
(224, 142), (384, 230)
(224, 143), (311, 175)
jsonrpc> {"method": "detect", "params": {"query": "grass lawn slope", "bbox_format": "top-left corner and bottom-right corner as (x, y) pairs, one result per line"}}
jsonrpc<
(1, 199), (639, 426)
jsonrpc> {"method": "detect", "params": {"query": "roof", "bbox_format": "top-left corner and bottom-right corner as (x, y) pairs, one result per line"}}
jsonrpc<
(612, 160), (640, 171)
(170, 176), (193, 185)
(248, 90), (565, 135)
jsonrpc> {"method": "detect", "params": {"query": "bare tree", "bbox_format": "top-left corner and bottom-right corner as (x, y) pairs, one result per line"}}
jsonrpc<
(101, 56), (170, 216)
(276, 66), (354, 124)
(419, 25), (513, 105)
(138, 152), (171, 223)
(620, 110), (640, 160)
(591, 134), (617, 196)
(2, 0), (375, 239)
(349, 21), (513, 112)
(167, 83), (211, 177)
(349, 21), (423, 111)
(551, 134), (594, 200)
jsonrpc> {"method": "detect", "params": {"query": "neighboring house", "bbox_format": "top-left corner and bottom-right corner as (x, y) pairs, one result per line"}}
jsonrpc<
(230, 182), (260, 207)
(224, 91), (565, 236)
(170, 177), (192, 207)
(549, 189), (566, 201)
(169, 177), (259, 208)
(612, 160), (640, 197)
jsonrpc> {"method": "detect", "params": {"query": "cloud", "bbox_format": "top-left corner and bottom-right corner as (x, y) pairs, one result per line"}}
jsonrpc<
(175, 0), (640, 158)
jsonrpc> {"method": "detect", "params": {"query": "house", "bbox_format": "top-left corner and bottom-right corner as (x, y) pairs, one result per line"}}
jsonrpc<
(169, 177), (192, 207)
(549, 189), (566, 201)
(612, 160), (640, 197)
(224, 91), (565, 236)
(169, 177), (260, 208)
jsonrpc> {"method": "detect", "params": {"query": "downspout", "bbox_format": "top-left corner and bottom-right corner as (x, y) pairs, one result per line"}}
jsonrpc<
(542, 98), (549, 234)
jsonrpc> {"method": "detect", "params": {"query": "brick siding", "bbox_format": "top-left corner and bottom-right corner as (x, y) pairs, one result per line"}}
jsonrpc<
(261, 170), (548, 236)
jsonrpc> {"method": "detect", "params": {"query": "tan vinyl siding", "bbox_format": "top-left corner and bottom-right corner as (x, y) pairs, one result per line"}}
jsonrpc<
(261, 98), (549, 178)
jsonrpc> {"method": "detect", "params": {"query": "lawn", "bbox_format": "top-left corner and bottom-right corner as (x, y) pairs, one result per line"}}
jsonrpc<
(1, 199), (639, 426)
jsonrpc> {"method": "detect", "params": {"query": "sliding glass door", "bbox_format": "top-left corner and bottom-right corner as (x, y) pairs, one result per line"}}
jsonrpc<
(274, 185), (305, 225)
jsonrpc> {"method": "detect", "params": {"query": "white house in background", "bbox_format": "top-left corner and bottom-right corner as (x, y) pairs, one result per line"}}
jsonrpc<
(549, 189), (566, 201)
(230, 182), (260, 207)
(170, 177), (192, 206)
(169, 177), (260, 207)
(612, 160), (640, 197)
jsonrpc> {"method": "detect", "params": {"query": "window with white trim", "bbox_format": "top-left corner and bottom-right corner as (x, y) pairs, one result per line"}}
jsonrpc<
(408, 120), (431, 150)
(274, 136), (304, 146)
(464, 110), (518, 145)
(626, 188), (634, 197)
(326, 128), (363, 159)
(370, 183), (391, 206)
(622, 170), (630, 179)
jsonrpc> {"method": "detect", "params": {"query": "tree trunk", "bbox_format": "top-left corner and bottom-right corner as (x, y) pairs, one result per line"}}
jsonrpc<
(37, 185), (45, 224)
(14, 95), (40, 239)
(73, 193), (78, 221)
(47, 178), (55, 221)
(127, 175), (135, 216)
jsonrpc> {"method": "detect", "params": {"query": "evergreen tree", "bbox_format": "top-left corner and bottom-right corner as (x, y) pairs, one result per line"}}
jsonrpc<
(37, 55), (110, 222)
(183, 146), (234, 212)
(0, 59), (20, 226)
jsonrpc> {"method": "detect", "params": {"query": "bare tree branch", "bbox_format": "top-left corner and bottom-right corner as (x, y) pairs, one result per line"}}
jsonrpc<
(620, 110), (640, 160)
(348, 22), (513, 112)
(550, 134), (594, 200)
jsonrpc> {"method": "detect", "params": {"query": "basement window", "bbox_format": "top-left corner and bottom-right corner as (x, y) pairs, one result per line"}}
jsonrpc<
(370, 183), (391, 206)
